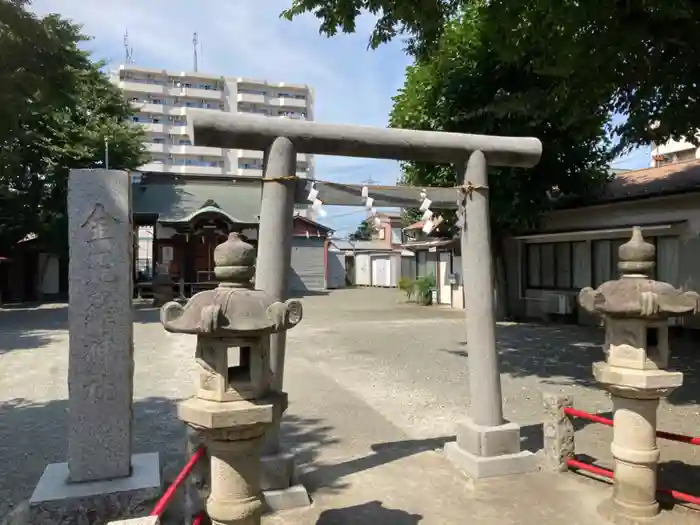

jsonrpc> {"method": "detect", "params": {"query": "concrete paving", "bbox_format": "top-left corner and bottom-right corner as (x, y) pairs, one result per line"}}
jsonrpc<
(1, 288), (699, 524)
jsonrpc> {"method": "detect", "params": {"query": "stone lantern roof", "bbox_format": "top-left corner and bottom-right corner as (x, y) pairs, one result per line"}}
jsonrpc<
(578, 227), (700, 319)
(160, 232), (303, 335)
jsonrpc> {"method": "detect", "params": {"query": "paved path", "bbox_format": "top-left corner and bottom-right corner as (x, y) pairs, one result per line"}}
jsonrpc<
(0, 289), (698, 523)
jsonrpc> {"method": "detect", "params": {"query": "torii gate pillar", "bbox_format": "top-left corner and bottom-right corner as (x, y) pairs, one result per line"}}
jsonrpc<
(187, 110), (542, 489)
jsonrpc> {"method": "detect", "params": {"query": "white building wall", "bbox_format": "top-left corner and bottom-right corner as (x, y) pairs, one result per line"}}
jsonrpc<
(110, 65), (315, 215)
(508, 193), (700, 329)
(650, 137), (700, 167)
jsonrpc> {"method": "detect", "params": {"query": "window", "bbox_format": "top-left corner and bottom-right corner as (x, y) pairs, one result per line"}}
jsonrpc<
(592, 236), (657, 286)
(391, 227), (403, 245)
(524, 241), (586, 290)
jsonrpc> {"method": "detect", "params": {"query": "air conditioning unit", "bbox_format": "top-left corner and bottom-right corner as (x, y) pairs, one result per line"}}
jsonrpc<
(544, 293), (574, 315)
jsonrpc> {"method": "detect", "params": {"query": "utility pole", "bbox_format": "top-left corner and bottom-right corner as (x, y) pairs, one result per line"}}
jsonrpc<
(105, 138), (109, 170)
(193, 32), (199, 72)
(124, 30), (134, 64)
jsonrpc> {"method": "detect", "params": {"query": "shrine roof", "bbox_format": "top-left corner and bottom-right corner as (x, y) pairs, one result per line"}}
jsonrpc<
(132, 178), (262, 224)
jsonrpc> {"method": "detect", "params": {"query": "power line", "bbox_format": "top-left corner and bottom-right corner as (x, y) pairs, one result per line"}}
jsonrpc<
(322, 209), (367, 221)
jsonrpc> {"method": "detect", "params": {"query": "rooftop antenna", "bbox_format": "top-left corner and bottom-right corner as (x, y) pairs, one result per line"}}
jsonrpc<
(123, 29), (134, 64)
(192, 32), (198, 72)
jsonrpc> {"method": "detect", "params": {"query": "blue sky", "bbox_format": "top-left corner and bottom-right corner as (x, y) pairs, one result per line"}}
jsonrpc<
(31, 0), (650, 236)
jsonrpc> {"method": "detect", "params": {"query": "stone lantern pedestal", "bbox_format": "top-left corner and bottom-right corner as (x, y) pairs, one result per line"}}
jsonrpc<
(579, 227), (699, 523)
(161, 233), (303, 525)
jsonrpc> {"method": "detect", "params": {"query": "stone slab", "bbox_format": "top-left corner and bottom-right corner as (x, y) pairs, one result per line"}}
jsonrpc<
(456, 419), (522, 457)
(29, 453), (161, 525)
(67, 169), (134, 482)
(177, 395), (276, 429)
(263, 484), (311, 512)
(107, 517), (159, 525)
(444, 441), (538, 479)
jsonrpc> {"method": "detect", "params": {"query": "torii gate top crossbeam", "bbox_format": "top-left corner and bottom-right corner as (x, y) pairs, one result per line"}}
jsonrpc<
(187, 110), (542, 168)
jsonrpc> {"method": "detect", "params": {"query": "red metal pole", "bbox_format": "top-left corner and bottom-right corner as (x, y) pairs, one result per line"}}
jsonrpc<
(150, 447), (207, 517)
(566, 459), (700, 506)
(563, 407), (700, 445)
(563, 407), (613, 427)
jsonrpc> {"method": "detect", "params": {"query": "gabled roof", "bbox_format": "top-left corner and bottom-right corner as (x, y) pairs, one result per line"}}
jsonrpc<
(600, 159), (700, 202)
(293, 214), (334, 233)
(133, 180), (262, 224)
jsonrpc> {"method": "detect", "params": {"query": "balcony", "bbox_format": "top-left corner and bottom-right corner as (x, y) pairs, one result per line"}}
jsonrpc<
(140, 123), (166, 133)
(139, 162), (167, 173)
(269, 96), (308, 110)
(119, 81), (166, 96)
(234, 168), (264, 177)
(145, 143), (224, 156)
(167, 86), (223, 101)
(138, 162), (224, 176)
(237, 92), (266, 104)
(131, 102), (165, 114)
(237, 149), (308, 163)
(140, 122), (189, 135)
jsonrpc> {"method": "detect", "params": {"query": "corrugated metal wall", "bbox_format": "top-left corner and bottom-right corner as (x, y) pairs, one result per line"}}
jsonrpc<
(326, 251), (346, 289)
(289, 237), (326, 292)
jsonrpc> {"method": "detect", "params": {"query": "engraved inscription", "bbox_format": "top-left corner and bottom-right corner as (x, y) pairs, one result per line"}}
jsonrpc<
(81, 203), (121, 243)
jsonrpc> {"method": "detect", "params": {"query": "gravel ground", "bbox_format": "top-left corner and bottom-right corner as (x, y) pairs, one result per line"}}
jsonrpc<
(0, 288), (698, 521)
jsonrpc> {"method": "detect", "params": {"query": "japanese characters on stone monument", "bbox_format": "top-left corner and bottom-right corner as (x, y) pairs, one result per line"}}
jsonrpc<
(161, 232), (304, 525)
(578, 226), (700, 523)
(30, 169), (160, 525)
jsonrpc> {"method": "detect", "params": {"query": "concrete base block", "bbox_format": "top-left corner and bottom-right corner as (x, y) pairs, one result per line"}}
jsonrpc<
(261, 452), (296, 491)
(29, 453), (161, 525)
(263, 484), (311, 512)
(444, 441), (538, 479)
(456, 419), (522, 457)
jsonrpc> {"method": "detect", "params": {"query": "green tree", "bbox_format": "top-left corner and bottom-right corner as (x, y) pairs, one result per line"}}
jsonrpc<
(349, 218), (373, 241)
(281, 0), (700, 152)
(391, 10), (613, 316)
(0, 0), (147, 254)
(284, 2), (618, 316)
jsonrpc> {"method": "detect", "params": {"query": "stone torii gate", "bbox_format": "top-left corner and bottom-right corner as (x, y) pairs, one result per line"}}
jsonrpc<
(188, 109), (543, 503)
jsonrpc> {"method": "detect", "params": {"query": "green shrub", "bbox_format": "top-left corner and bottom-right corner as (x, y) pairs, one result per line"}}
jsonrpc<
(398, 277), (416, 300)
(415, 274), (436, 306)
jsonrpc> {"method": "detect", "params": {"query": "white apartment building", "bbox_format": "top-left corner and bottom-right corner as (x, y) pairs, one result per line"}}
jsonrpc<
(650, 136), (700, 167)
(110, 65), (315, 179)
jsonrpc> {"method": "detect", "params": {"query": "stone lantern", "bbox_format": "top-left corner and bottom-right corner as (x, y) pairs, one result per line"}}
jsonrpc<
(160, 232), (303, 525)
(578, 227), (699, 523)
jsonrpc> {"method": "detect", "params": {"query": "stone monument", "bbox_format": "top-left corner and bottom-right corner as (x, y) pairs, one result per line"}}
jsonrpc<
(160, 232), (303, 525)
(29, 170), (161, 524)
(578, 227), (700, 523)
(152, 262), (175, 307)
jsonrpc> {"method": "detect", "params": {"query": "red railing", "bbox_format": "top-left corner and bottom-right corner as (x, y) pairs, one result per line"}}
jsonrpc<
(564, 407), (700, 446)
(150, 446), (208, 521)
(563, 407), (700, 506)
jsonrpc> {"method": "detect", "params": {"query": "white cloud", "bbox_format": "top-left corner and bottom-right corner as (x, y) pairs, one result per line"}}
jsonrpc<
(29, 0), (413, 233)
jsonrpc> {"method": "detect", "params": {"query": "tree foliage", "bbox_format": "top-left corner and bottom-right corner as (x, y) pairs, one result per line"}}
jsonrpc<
(349, 218), (373, 241)
(282, 0), (700, 153)
(0, 0), (147, 252)
(394, 7), (613, 235)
